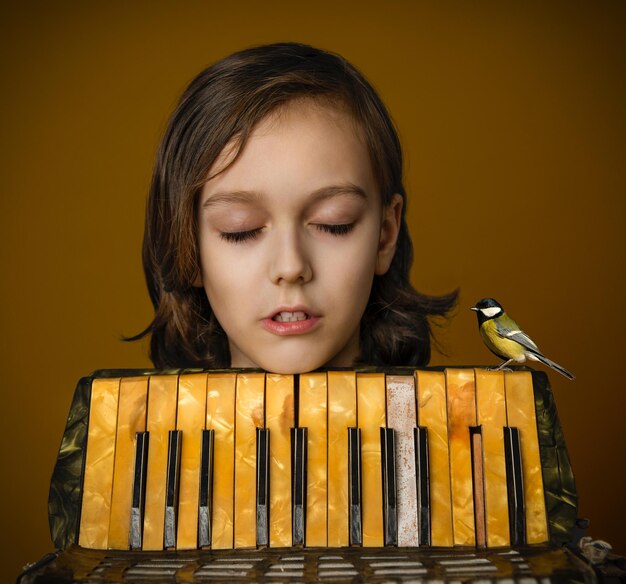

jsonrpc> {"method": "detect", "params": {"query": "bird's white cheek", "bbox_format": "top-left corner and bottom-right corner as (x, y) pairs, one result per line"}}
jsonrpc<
(480, 307), (502, 318)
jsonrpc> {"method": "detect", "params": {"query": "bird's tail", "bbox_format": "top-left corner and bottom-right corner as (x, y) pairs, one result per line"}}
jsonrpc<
(528, 350), (575, 380)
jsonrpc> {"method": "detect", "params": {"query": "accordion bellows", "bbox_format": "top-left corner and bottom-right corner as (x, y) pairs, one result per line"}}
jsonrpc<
(48, 367), (577, 553)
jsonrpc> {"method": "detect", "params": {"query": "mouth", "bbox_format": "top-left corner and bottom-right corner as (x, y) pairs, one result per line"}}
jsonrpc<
(263, 307), (320, 335)
(272, 311), (310, 323)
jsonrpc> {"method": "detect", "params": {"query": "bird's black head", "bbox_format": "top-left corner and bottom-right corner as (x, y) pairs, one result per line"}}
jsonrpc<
(470, 297), (504, 326)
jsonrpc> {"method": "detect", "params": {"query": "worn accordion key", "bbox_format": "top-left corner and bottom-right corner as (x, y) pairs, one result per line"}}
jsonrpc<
(380, 427), (397, 546)
(198, 429), (215, 549)
(256, 428), (270, 547)
(386, 375), (418, 546)
(164, 430), (182, 549)
(130, 431), (149, 550)
(291, 427), (307, 546)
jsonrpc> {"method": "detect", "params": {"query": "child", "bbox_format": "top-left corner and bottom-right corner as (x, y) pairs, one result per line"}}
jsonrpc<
(135, 42), (457, 374)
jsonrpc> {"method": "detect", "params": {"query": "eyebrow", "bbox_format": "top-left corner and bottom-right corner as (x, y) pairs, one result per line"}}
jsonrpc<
(201, 183), (368, 209)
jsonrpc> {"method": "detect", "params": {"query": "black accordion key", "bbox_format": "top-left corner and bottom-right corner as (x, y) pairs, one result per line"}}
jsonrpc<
(164, 430), (182, 549)
(414, 426), (430, 546)
(198, 429), (215, 548)
(130, 431), (149, 550)
(291, 427), (307, 546)
(256, 428), (270, 547)
(380, 427), (397, 546)
(504, 426), (526, 545)
(348, 427), (362, 546)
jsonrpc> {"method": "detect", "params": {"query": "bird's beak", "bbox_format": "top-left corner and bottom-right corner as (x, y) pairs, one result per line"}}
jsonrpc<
(470, 307), (479, 311)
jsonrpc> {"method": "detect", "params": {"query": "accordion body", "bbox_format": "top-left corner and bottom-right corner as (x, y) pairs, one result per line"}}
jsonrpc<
(21, 367), (593, 583)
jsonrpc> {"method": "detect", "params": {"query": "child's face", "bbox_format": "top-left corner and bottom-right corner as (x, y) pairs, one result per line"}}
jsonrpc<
(197, 100), (401, 373)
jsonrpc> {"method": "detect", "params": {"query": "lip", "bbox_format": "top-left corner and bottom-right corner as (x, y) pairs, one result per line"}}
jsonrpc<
(262, 305), (321, 336)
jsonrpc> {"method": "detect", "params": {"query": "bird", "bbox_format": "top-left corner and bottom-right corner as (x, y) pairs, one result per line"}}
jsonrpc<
(470, 297), (575, 380)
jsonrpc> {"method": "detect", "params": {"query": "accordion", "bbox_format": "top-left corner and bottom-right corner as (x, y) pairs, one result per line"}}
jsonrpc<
(20, 367), (595, 583)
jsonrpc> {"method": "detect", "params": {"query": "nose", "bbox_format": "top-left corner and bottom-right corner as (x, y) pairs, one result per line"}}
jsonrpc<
(268, 228), (313, 285)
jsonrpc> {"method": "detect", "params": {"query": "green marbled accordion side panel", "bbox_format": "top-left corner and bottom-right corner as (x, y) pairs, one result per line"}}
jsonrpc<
(532, 370), (578, 545)
(48, 376), (92, 550)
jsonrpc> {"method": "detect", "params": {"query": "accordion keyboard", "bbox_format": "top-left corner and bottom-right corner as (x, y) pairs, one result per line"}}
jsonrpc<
(54, 368), (564, 552)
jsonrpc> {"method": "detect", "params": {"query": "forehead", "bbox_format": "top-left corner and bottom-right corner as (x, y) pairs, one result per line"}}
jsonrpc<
(204, 99), (375, 194)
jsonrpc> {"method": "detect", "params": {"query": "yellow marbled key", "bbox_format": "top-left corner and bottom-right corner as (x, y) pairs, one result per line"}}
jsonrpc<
(356, 373), (385, 547)
(176, 373), (208, 549)
(504, 371), (549, 544)
(327, 370), (357, 547)
(234, 373), (265, 548)
(265, 374), (295, 547)
(415, 370), (453, 546)
(386, 375), (419, 546)
(475, 369), (510, 547)
(79, 378), (121, 549)
(206, 373), (237, 550)
(142, 375), (179, 551)
(299, 372), (327, 547)
(446, 368), (477, 546)
(108, 377), (149, 549)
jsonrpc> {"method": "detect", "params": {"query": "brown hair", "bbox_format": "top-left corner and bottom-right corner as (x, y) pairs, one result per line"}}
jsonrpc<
(133, 42), (457, 368)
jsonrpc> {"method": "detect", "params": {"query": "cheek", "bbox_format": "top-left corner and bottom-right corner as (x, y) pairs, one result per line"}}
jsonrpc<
(199, 236), (260, 288)
(321, 234), (379, 301)
(338, 228), (380, 277)
(199, 248), (240, 307)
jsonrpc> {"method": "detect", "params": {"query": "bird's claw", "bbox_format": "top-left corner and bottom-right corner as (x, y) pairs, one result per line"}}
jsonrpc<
(486, 366), (512, 372)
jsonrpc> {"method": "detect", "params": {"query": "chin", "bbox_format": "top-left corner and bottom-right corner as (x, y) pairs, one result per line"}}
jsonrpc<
(259, 354), (356, 375)
(250, 351), (329, 375)
(256, 360), (322, 375)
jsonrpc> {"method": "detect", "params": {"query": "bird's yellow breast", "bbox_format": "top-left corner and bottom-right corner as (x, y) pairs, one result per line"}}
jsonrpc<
(480, 321), (527, 361)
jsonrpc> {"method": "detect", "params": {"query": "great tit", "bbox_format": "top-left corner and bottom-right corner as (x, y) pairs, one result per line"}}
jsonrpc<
(470, 298), (574, 380)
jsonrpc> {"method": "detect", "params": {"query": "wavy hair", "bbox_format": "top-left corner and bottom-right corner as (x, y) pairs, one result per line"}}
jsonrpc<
(132, 42), (457, 368)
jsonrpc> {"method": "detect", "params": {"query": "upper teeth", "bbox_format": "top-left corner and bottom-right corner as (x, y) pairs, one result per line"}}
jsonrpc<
(274, 311), (308, 322)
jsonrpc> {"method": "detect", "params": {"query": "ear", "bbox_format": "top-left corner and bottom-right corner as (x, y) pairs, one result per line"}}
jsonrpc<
(375, 193), (403, 275)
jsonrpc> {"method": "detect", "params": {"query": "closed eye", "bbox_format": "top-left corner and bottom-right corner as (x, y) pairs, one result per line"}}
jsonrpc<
(315, 223), (354, 236)
(220, 228), (262, 243)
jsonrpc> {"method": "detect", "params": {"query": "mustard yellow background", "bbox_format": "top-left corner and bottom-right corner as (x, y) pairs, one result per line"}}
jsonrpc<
(2, 1), (625, 579)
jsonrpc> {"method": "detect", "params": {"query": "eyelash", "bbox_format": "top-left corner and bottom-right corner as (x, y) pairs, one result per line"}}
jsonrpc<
(220, 228), (262, 243)
(315, 223), (355, 236)
(219, 223), (354, 244)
